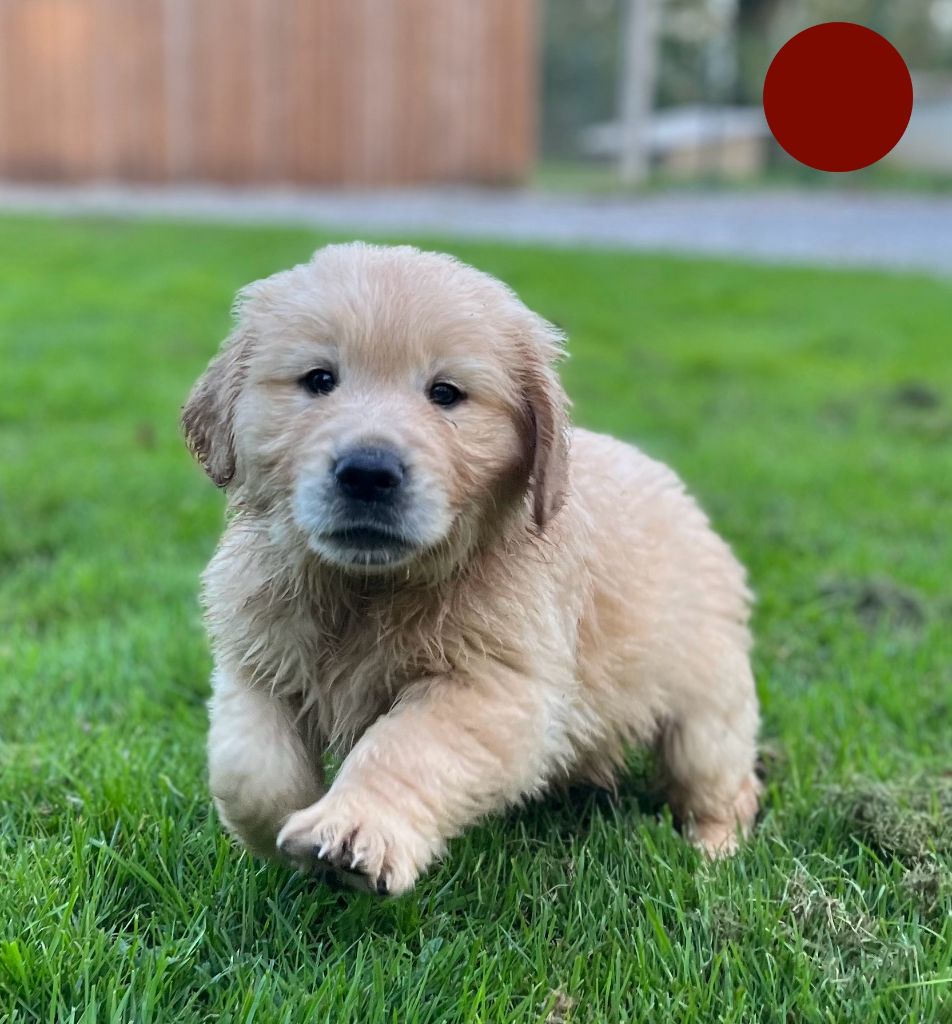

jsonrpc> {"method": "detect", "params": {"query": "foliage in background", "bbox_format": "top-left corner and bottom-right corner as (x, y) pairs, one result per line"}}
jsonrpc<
(542, 0), (952, 159)
(541, 0), (623, 157)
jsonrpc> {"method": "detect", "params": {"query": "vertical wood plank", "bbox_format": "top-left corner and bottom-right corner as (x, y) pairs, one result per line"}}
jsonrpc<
(0, 0), (537, 185)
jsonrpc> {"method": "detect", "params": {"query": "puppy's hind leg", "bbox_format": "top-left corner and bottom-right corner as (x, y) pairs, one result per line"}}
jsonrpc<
(660, 668), (761, 858)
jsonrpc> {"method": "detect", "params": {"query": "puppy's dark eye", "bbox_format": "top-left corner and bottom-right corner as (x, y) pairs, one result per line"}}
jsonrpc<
(429, 381), (465, 408)
(300, 368), (337, 396)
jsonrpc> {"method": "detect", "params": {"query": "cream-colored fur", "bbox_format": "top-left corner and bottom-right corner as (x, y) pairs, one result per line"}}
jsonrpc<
(183, 243), (760, 896)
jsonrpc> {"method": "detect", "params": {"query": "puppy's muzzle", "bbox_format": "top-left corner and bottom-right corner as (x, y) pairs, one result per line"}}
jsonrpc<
(334, 447), (405, 504)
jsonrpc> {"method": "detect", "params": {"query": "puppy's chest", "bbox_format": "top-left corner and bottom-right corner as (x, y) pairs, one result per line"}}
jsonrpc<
(273, 597), (452, 751)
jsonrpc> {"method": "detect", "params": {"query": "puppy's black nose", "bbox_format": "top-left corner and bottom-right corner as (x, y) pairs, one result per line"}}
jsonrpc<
(334, 448), (405, 503)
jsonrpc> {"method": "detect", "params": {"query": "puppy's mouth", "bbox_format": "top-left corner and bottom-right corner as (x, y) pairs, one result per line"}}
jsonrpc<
(315, 523), (418, 567)
(327, 525), (413, 551)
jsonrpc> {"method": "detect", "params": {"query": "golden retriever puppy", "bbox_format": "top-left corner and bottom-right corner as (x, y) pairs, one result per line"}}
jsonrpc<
(183, 243), (760, 896)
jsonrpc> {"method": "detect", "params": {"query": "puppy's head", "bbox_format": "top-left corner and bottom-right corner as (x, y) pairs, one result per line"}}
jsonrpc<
(183, 244), (569, 573)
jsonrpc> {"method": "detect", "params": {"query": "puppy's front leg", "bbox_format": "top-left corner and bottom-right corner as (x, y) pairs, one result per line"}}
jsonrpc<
(277, 671), (566, 895)
(208, 669), (324, 859)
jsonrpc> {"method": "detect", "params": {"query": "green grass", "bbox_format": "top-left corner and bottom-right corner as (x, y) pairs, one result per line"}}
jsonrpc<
(1, 215), (951, 1023)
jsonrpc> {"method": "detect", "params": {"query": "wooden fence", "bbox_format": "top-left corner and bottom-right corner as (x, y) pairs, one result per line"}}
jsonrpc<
(0, 0), (538, 185)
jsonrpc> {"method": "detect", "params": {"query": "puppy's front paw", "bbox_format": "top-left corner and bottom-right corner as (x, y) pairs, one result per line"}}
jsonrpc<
(684, 774), (760, 859)
(276, 789), (436, 896)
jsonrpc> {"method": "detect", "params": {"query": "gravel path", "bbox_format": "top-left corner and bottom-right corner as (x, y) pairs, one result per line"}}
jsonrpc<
(2, 182), (951, 275)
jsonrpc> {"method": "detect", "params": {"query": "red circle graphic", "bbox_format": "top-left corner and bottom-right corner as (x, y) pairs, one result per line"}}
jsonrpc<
(763, 22), (914, 173)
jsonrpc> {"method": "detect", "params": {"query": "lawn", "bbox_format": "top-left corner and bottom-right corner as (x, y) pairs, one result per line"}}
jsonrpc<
(1, 214), (950, 1023)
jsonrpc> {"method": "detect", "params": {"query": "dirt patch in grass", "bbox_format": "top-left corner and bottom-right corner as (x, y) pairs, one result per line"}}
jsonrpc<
(544, 989), (575, 1024)
(825, 776), (952, 861)
(824, 777), (952, 919)
(883, 382), (952, 441)
(702, 901), (746, 946)
(888, 381), (942, 410)
(901, 861), (951, 917)
(818, 576), (928, 630)
(782, 866), (892, 977)
(820, 398), (857, 428)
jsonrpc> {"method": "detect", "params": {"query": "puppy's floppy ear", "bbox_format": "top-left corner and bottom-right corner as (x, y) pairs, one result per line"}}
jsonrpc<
(520, 315), (571, 531)
(181, 325), (252, 488)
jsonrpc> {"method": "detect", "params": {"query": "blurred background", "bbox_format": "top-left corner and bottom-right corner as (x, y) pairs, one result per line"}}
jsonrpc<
(1, 0), (951, 193)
